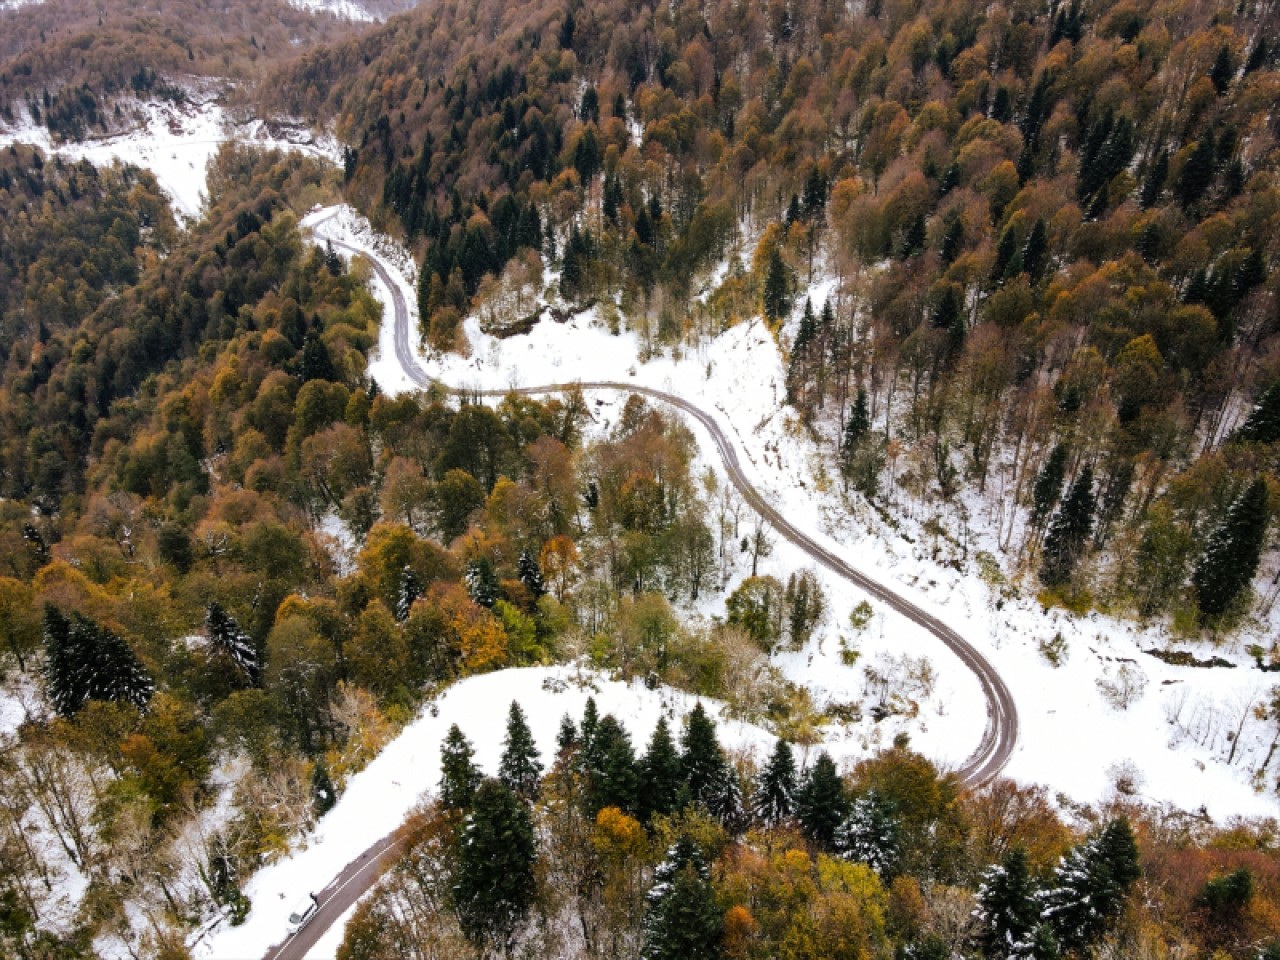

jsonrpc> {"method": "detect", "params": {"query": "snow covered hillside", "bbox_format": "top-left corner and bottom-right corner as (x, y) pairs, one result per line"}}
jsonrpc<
(304, 203), (1280, 822)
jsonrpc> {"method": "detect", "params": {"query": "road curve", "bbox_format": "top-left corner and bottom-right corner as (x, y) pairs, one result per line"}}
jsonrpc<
(270, 220), (1018, 960)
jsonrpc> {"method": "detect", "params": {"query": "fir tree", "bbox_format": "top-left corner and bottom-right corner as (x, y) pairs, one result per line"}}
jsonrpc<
(453, 778), (537, 953)
(762, 245), (791, 325)
(795, 751), (847, 850)
(580, 696), (600, 756)
(1175, 134), (1217, 211)
(641, 838), (722, 960)
(680, 703), (728, 809)
(1039, 466), (1095, 587)
(1210, 44), (1234, 95)
(640, 716), (683, 821)
(395, 564), (422, 622)
(45, 608), (153, 717)
(1192, 478), (1270, 618)
(1039, 818), (1140, 952)
(464, 558), (499, 608)
(975, 846), (1042, 958)
(1022, 218), (1049, 283)
(499, 701), (543, 802)
(1233, 384), (1280, 445)
(940, 214), (965, 264)
(300, 331), (335, 382)
(842, 388), (871, 478)
(835, 790), (900, 876)
(1139, 151), (1168, 209)
(1029, 445), (1068, 530)
(205, 601), (260, 686)
(439, 724), (481, 810)
(706, 762), (747, 834)
(556, 713), (578, 757)
(517, 549), (546, 598)
(311, 760), (337, 816)
(992, 226), (1018, 284)
(585, 714), (639, 815)
(754, 738), (797, 828)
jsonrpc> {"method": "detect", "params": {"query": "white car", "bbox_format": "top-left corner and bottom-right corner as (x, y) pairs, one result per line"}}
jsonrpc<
(285, 894), (319, 935)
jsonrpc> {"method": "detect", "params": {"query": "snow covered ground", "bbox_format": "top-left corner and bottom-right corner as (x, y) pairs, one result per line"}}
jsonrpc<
(197, 665), (777, 959)
(0, 97), (342, 218)
(285, 0), (378, 21)
(302, 202), (1280, 823)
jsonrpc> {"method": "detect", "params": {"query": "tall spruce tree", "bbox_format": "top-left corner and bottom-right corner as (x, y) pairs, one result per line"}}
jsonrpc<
(640, 716), (683, 821)
(795, 751), (847, 850)
(762, 245), (791, 325)
(439, 724), (481, 810)
(205, 601), (260, 686)
(1039, 466), (1095, 587)
(1233, 384), (1280, 445)
(464, 558), (499, 608)
(680, 703), (728, 809)
(835, 790), (900, 877)
(975, 846), (1042, 958)
(452, 778), (537, 953)
(1192, 478), (1270, 618)
(517, 549), (546, 598)
(499, 701), (543, 802)
(585, 714), (640, 816)
(641, 837), (722, 960)
(1029, 445), (1068, 531)
(395, 564), (422, 622)
(1039, 818), (1139, 952)
(45, 608), (153, 717)
(754, 738), (798, 828)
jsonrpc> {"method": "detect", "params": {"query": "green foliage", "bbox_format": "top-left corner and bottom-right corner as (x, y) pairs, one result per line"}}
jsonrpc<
(1192, 478), (1270, 619)
(452, 778), (538, 951)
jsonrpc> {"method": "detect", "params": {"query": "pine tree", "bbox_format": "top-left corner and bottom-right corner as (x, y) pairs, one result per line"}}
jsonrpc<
(311, 760), (337, 816)
(300, 331), (335, 382)
(975, 846), (1042, 958)
(940, 214), (965, 264)
(1139, 151), (1168, 209)
(835, 790), (900, 876)
(992, 227), (1018, 283)
(556, 713), (578, 756)
(762, 245), (791, 325)
(641, 838), (722, 960)
(640, 716), (683, 821)
(395, 564), (422, 622)
(1039, 818), (1139, 952)
(1210, 44), (1234, 95)
(580, 696), (600, 756)
(1029, 445), (1068, 530)
(464, 558), (499, 608)
(205, 601), (259, 686)
(754, 738), (797, 828)
(499, 701), (543, 802)
(1233, 384), (1280, 445)
(517, 549), (546, 598)
(1192, 478), (1270, 618)
(585, 714), (639, 815)
(1175, 134), (1217, 211)
(1039, 466), (1095, 587)
(842, 388), (871, 480)
(45, 608), (153, 717)
(795, 751), (847, 850)
(439, 724), (481, 810)
(680, 703), (728, 809)
(1022, 218), (1049, 283)
(453, 778), (537, 953)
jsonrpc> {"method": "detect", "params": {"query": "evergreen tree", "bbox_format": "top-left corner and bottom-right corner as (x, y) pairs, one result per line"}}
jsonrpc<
(556, 713), (578, 756)
(1175, 133), (1217, 211)
(1029, 445), (1068, 530)
(640, 716), (683, 821)
(1139, 150), (1168, 209)
(439, 724), (481, 810)
(1039, 818), (1140, 952)
(795, 751), (847, 850)
(300, 331), (335, 382)
(1192, 478), (1270, 618)
(205, 601), (259, 686)
(311, 760), (337, 816)
(802, 166), (828, 218)
(1022, 218), (1049, 283)
(453, 778), (537, 953)
(45, 608), (153, 717)
(680, 703), (728, 808)
(992, 226), (1018, 283)
(580, 696), (600, 755)
(1039, 466), (1095, 587)
(940, 214), (965, 264)
(499, 701), (543, 802)
(754, 738), (797, 828)
(585, 714), (639, 815)
(1233, 384), (1280, 445)
(835, 790), (900, 876)
(762, 245), (792, 324)
(641, 838), (722, 960)
(517, 549), (546, 598)
(395, 564), (422, 622)
(464, 558), (499, 608)
(1210, 44), (1234, 95)
(975, 846), (1042, 958)
(842, 388), (871, 476)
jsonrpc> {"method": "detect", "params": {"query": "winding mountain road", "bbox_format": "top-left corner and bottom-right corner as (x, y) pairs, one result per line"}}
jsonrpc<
(264, 215), (1018, 960)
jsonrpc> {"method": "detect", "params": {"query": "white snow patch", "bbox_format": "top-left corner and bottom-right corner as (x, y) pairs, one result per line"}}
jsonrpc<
(286, 0), (378, 21)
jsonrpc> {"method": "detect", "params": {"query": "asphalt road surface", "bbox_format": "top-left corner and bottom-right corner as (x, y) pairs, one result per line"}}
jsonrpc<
(267, 219), (1019, 960)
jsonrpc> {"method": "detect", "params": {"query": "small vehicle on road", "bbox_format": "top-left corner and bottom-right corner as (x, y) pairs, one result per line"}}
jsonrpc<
(285, 893), (318, 935)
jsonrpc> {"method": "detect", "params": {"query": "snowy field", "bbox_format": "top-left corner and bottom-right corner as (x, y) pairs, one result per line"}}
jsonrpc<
(285, 0), (378, 21)
(0, 96), (342, 218)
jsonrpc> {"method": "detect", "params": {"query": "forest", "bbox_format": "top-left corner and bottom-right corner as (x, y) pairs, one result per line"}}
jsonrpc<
(263, 0), (1280, 635)
(2, 0), (1280, 955)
